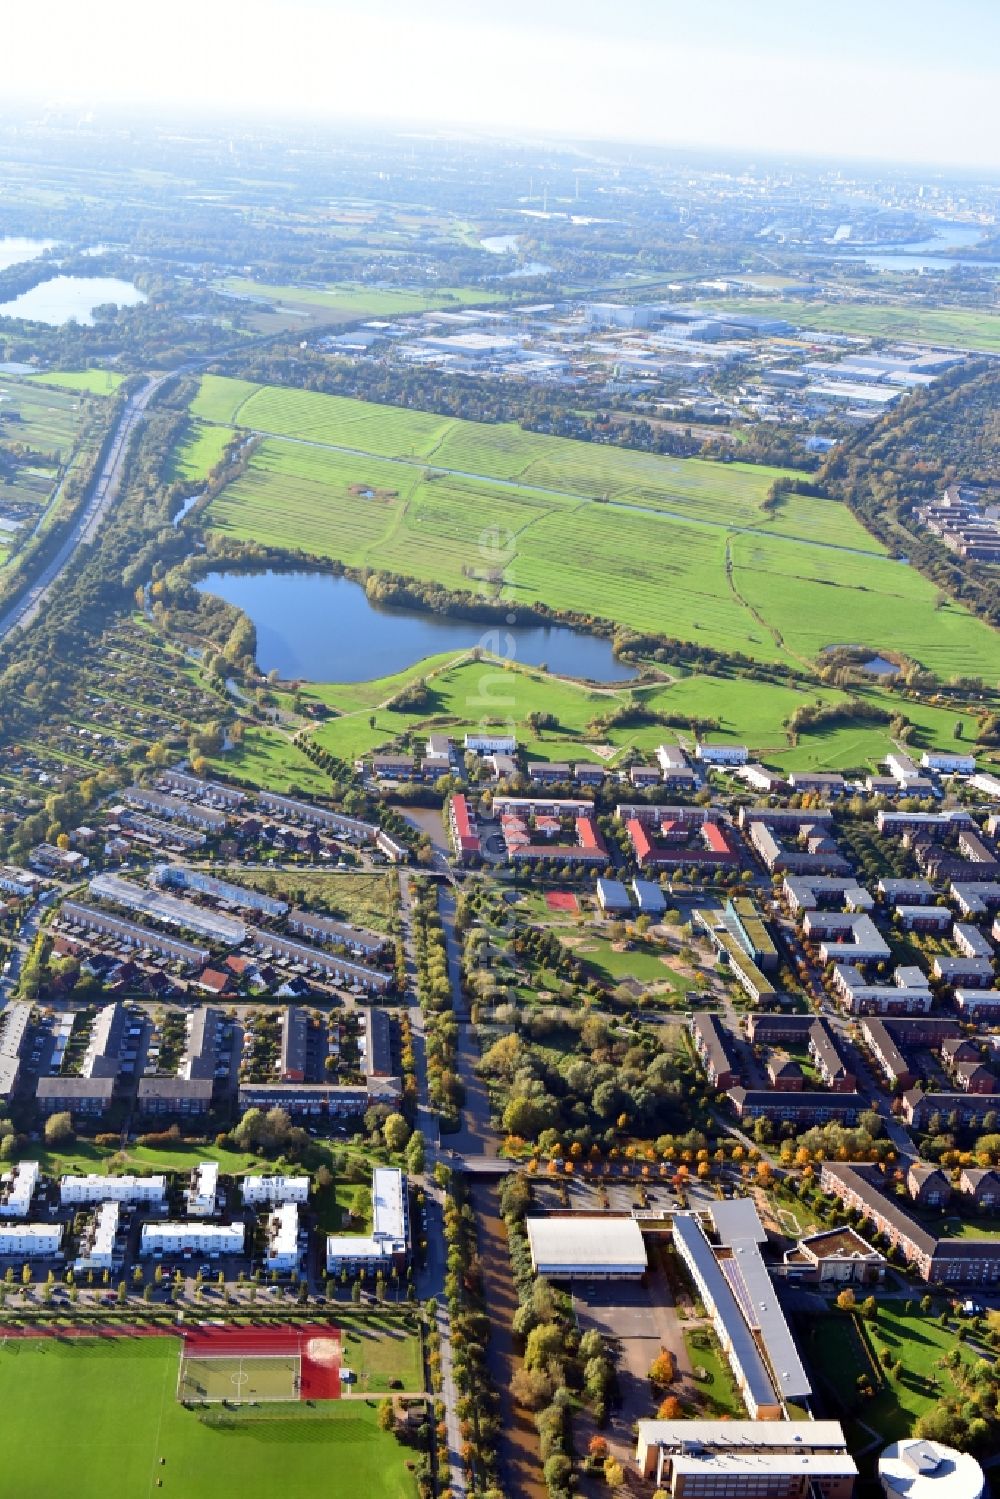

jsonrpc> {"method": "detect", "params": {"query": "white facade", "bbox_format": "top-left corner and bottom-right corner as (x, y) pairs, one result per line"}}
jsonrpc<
(141, 1222), (245, 1257)
(921, 753), (976, 774)
(0, 1161), (39, 1218)
(74, 1201), (121, 1272)
(464, 733), (516, 755)
(695, 743), (749, 765)
(60, 1174), (166, 1207)
(327, 1167), (409, 1272)
(186, 1162), (219, 1217)
(241, 1174), (309, 1207)
(265, 1203), (300, 1271)
(0, 1223), (62, 1256)
(879, 1440), (984, 1499)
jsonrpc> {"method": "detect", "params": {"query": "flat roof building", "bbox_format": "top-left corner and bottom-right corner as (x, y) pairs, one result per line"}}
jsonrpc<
(186, 1162), (219, 1218)
(60, 1174), (166, 1206)
(0, 1223), (63, 1257)
(265, 1203), (301, 1272)
(326, 1166), (409, 1273)
(637, 1420), (856, 1496)
(141, 1222), (245, 1257)
(74, 1201), (121, 1272)
(241, 1174), (310, 1207)
(526, 1216), (648, 1279)
(88, 873), (246, 946)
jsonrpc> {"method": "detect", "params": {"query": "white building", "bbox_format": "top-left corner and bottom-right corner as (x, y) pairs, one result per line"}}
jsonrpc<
(971, 773), (1000, 800)
(921, 753), (976, 775)
(464, 732), (517, 755)
(526, 1216), (647, 1279)
(74, 1201), (121, 1272)
(695, 743), (749, 766)
(186, 1162), (219, 1218)
(0, 1223), (63, 1257)
(265, 1203), (300, 1272)
(60, 1174), (166, 1207)
(878, 1440), (983, 1499)
(140, 1222), (245, 1257)
(0, 1161), (39, 1218)
(241, 1175), (310, 1207)
(327, 1167), (409, 1273)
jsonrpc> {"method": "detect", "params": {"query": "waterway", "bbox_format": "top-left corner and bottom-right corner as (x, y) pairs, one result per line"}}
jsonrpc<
(194, 568), (637, 684)
(824, 220), (996, 274)
(0, 275), (147, 326)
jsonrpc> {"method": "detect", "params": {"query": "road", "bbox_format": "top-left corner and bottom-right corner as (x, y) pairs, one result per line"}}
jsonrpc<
(0, 373), (168, 641)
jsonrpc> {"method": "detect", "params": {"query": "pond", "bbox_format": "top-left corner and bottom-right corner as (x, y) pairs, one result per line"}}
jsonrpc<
(194, 569), (637, 683)
(0, 275), (147, 326)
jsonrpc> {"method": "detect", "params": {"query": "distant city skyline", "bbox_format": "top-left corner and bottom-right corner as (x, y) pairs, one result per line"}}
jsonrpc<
(5, 0), (999, 171)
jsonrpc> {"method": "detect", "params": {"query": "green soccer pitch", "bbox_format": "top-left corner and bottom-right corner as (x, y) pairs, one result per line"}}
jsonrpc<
(0, 1335), (417, 1499)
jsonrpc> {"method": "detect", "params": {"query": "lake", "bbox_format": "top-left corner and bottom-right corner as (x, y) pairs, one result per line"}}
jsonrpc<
(195, 569), (637, 683)
(0, 275), (147, 326)
(480, 234), (520, 254)
(0, 236), (58, 271)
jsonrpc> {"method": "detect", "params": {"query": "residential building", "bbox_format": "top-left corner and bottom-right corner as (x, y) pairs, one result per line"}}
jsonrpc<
(695, 743), (749, 765)
(74, 1201), (121, 1272)
(730, 1087), (862, 1124)
(136, 1077), (214, 1115)
(257, 793), (378, 842)
(35, 1076), (115, 1116)
(237, 1082), (373, 1118)
(903, 1091), (999, 1129)
(907, 1165), (950, 1207)
(932, 955), (994, 988)
(802, 912), (891, 965)
(124, 785), (226, 831)
(691, 1014), (740, 1090)
(154, 864), (287, 917)
(0, 1161), (39, 1218)
(464, 732), (516, 755)
(286, 911), (388, 958)
(280, 1006), (308, 1083)
(921, 753), (976, 774)
(159, 771), (247, 808)
(248, 928), (391, 992)
(831, 964), (933, 1017)
(60, 1175), (166, 1207)
(896, 905), (951, 933)
(790, 1228), (884, 1286)
(326, 1167), (409, 1273)
(448, 794), (480, 862)
(954, 989), (1000, 1020)
(809, 1020), (856, 1091)
(241, 1175), (310, 1207)
(0, 1223), (63, 1257)
(186, 1162), (219, 1217)
(954, 923), (994, 960)
(87, 873), (246, 947)
(265, 1203), (301, 1272)
(59, 900), (209, 968)
(141, 1222), (245, 1257)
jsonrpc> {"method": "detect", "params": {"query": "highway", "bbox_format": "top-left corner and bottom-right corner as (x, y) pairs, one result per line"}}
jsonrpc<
(0, 372), (168, 642)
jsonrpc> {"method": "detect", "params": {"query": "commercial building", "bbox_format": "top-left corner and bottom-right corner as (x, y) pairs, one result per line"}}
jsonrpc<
(60, 1174), (166, 1207)
(265, 1203), (301, 1272)
(241, 1175), (310, 1207)
(141, 1222), (245, 1258)
(186, 1162), (219, 1217)
(74, 1202), (122, 1272)
(326, 1167), (409, 1273)
(59, 900), (209, 968)
(88, 873), (246, 946)
(0, 1223), (63, 1257)
(525, 1216), (648, 1279)
(636, 1420), (856, 1496)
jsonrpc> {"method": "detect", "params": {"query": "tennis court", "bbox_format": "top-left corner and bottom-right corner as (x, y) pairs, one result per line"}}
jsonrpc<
(545, 890), (579, 913)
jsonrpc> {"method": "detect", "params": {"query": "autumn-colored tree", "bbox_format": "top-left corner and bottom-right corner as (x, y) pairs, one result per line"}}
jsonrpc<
(657, 1395), (683, 1420)
(649, 1349), (676, 1387)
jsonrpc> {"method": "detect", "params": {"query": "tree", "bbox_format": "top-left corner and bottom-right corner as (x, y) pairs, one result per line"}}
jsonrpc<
(860, 1295), (877, 1320)
(383, 1112), (411, 1153)
(44, 1111), (74, 1145)
(405, 1130), (426, 1175)
(649, 1349), (676, 1387)
(544, 1455), (573, 1491)
(657, 1396), (683, 1420)
(376, 1398), (395, 1433)
(836, 1288), (856, 1312)
(588, 1436), (609, 1463)
(604, 1457), (625, 1489)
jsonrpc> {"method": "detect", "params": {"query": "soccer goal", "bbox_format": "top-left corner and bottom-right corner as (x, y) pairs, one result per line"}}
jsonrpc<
(177, 1351), (301, 1405)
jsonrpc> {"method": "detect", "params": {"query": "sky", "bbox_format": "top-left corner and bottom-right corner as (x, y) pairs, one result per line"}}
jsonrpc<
(5, 0), (999, 169)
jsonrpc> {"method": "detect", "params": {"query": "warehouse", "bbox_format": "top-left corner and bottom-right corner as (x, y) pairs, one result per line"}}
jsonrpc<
(525, 1216), (648, 1279)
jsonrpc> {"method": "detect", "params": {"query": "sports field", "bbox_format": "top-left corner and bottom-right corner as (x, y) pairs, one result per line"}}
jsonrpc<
(0, 1326), (416, 1499)
(188, 375), (1000, 679)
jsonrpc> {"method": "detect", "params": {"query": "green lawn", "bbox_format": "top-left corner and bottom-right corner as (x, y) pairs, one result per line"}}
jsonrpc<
(337, 1315), (425, 1394)
(216, 276), (502, 324)
(166, 420), (232, 485)
(28, 369), (124, 395)
(186, 374), (1000, 678)
(22, 1139), (296, 1178)
(208, 726), (334, 795)
(0, 1335), (417, 1499)
(569, 933), (688, 993)
(682, 1327), (746, 1418)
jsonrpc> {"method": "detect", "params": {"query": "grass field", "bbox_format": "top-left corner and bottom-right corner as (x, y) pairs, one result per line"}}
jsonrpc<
(704, 296), (1000, 353)
(28, 369), (124, 395)
(217, 276), (502, 330)
(179, 1352), (300, 1404)
(0, 1335), (417, 1499)
(337, 1315), (424, 1394)
(188, 375), (1000, 679)
(305, 652), (985, 774)
(220, 868), (396, 932)
(682, 1327), (746, 1418)
(207, 726), (334, 796)
(166, 420), (232, 485)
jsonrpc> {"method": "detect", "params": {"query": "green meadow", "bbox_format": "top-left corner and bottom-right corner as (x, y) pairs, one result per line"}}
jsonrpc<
(166, 420), (233, 485)
(705, 297), (1000, 354)
(28, 369), (125, 395)
(187, 376), (1000, 679)
(305, 655), (983, 775)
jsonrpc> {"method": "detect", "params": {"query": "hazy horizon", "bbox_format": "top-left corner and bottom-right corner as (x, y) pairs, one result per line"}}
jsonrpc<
(4, 0), (999, 173)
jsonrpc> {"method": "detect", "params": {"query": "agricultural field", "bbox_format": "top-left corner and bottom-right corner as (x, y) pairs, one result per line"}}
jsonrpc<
(0, 1334), (417, 1499)
(188, 376), (1000, 678)
(166, 420), (233, 485)
(305, 653), (983, 776)
(28, 368), (125, 395)
(0, 374), (106, 534)
(704, 297), (1000, 354)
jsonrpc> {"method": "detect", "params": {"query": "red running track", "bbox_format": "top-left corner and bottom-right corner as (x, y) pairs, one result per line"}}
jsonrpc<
(182, 1322), (341, 1401)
